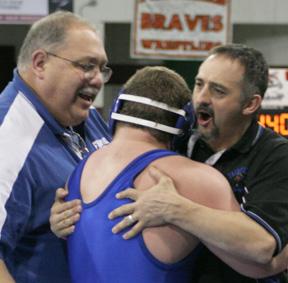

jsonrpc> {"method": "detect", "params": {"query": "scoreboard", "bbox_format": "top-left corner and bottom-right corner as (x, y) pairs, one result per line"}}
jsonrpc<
(258, 68), (288, 138)
(258, 110), (288, 138)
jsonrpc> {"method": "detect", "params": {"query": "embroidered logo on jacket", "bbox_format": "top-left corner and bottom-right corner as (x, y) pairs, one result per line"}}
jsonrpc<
(226, 167), (248, 203)
(92, 137), (110, 150)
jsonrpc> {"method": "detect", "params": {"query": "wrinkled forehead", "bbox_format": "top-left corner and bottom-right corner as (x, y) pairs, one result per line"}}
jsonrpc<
(197, 54), (245, 85)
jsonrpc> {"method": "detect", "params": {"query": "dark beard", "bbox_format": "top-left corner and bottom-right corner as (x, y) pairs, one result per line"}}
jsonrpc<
(197, 124), (220, 143)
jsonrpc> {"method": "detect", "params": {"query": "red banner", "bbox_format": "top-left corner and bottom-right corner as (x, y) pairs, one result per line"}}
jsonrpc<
(131, 0), (231, 60)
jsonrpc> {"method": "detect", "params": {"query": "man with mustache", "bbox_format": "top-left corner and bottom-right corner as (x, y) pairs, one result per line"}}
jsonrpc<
(50, 44), (288, 281)
(107, 44), (288, 282)
(0, 11), (111, 283)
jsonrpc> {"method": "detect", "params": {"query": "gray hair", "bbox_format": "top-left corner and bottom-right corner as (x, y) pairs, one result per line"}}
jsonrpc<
(17, 11), (97, 70)
(209, 44), (269, 101)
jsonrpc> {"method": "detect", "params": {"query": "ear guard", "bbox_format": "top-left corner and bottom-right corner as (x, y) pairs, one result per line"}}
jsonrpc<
(172, 101), (195, 153)
(108, 94), (195, 152)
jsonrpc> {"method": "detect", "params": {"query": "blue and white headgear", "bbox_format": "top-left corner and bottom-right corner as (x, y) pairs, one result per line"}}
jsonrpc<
(108, 93), (195, 152)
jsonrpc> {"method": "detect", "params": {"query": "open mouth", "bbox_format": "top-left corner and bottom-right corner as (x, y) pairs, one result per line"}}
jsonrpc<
(196, 109), (213, 126)
(78, 91), (96, 103)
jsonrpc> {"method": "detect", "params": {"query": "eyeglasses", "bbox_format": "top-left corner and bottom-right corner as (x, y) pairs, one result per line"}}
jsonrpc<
(46, 51), (112, 83)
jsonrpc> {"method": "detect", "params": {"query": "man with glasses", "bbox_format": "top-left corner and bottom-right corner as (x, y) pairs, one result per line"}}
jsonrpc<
(45, 51), (112, 84)
(0, 11), (111, 283)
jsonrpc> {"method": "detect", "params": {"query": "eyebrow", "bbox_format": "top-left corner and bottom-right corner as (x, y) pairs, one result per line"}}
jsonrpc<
(195, 77), (229, 92)
(210, 82), (229, 92)
(84, 56), (108, 65)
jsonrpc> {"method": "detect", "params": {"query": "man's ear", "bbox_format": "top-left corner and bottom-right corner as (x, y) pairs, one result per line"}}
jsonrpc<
(31, 49), (48, 79)
(242, 94), (262, 115)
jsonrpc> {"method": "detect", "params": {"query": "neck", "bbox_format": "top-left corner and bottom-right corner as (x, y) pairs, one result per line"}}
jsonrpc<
(112, 126), (169, 150)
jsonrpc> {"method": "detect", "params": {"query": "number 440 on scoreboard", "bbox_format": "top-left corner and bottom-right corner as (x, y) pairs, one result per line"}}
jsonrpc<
(258, 111), (288, 137)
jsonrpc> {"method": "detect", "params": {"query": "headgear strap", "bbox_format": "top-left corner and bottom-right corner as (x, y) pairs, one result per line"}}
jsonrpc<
(111, 94), (186, 135)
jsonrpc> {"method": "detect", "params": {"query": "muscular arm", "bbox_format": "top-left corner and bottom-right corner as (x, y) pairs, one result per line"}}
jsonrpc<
(0, 260), (15, 283)
(168, 194), (287, 278)
(109, 166), (285, 278)
(168, 195), (276, 264)
(207, 243), (288, 278)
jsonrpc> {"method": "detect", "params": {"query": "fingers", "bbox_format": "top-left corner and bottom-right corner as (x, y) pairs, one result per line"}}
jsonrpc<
(148, 165), (168, 182)
(109, 202), (142, 238)
(115, 188), (139, 201)
(56, 225), (76, 239)
(123, 221), (144, 239)
(111, 214), (137, 234)
(51, 198), (81, 214)
(109, 188), (145, 239)
(59, 212), (81, 230)
(54, 187), (68, 202)
(108, 203), (135, 220)
(50, 199), (82, 238)
(148, 166), (174, 186)
(111, 213), (144, 239)
(50, 210), (81, 238)
(52, 209), (80, 238)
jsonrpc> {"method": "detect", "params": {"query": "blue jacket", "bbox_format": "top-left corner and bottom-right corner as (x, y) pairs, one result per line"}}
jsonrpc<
(0, 70), (111, 282)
